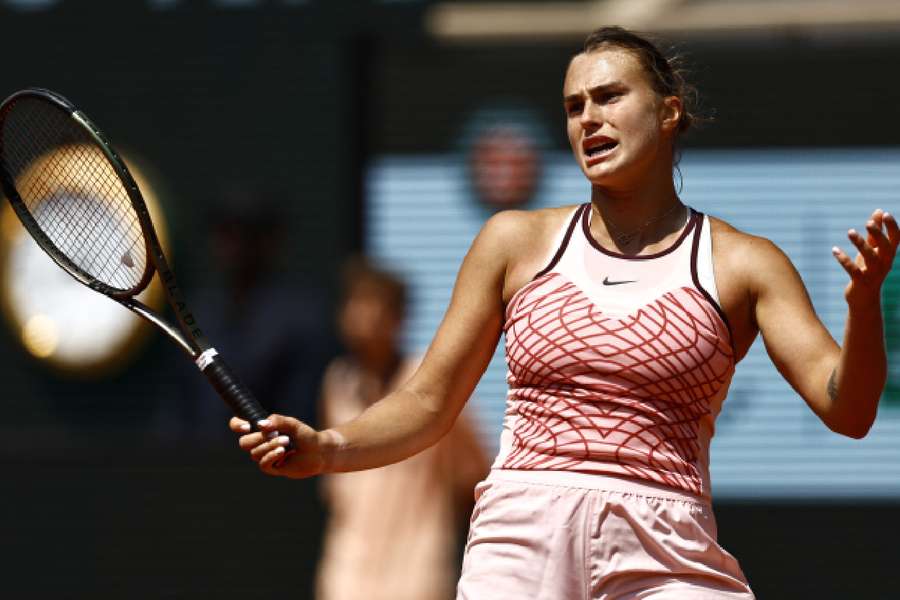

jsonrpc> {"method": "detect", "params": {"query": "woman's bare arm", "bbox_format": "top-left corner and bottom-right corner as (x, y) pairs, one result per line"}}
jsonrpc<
(231, 210), (527, 477)
(748, 209), (898, 438)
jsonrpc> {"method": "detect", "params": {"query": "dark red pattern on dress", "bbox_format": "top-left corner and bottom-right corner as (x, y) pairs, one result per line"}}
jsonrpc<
(502, 272), (734, 495)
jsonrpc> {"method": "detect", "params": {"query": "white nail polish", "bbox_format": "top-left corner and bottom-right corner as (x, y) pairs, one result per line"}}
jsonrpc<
(257, 419), (270, 428)
(277, 436), (290, 445)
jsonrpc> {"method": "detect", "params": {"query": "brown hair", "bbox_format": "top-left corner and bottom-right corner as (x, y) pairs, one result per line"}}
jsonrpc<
(340, 256), (408, 319)
(579, 26), (704, 136)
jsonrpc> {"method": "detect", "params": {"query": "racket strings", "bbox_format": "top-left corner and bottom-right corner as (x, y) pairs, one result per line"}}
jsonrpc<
(28, 147), (145, 290)
(54, 146), (143, 277)
(21, 110), (148, 286)
(1, 98), (148, 292)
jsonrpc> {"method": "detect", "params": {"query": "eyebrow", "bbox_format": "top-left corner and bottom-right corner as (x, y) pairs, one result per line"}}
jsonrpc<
(563, 81), (625, 104)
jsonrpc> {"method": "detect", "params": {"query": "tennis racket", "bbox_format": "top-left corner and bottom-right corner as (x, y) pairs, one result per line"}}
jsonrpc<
(0, 87), (286, 444)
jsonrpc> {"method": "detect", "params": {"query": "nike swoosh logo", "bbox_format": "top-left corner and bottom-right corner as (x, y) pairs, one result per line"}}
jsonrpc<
(602, 276), (637, 286)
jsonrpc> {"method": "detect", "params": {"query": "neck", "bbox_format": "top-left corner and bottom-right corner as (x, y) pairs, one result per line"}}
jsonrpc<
(588, 166), (683, 251)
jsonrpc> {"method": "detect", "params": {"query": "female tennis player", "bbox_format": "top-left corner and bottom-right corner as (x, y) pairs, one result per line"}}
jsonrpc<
(231, 26), (898, 598)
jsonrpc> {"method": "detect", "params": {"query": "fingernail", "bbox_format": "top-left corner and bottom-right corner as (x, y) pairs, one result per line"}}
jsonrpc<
(257, 419), (270, 428)
(273, 446), (285, 455)
(849, 229), (858, 236)
(239, 423), (251, 432)
(885, 212), (893, 219)
(832, 246), (840, 255)
(276, 435), (290, 446)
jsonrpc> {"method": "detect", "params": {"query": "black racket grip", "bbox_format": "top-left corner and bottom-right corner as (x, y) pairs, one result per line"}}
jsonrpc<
(202, 354), (268, 424)
(202, 354), (295, 453)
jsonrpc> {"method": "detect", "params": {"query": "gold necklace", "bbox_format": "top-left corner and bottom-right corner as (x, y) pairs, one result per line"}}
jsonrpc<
(601, 202), (686, 246)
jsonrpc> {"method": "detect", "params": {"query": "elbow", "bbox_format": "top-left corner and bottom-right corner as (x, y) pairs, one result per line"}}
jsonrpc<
(839, 424), (872, 440)
(819, 375), (883, 440)
(406, 385), (456, 442)
(827, 415), (875, 440)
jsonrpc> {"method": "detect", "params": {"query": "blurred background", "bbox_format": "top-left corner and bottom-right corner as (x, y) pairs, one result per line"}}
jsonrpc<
(1, 0), (899, 598)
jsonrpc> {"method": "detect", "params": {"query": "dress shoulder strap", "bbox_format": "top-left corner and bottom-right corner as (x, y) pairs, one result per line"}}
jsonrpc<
(534, 203), (587, 279)
(689, 212), (734, 343)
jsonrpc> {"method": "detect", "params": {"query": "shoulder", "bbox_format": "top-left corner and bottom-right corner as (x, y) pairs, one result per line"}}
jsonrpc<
(708, 215), (798, 292)
(480, 205), (582, 302)
(709, 216), (789, 261)
(320, 357), (362, 421)
(322, 356), (364, 391)
(477, 204), (581, 253)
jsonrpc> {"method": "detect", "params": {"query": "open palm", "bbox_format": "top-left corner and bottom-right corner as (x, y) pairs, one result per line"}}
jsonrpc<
(832, 209), (900, 307)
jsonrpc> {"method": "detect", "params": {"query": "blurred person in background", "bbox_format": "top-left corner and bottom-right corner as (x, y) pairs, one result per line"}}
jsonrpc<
(315, 257), (487, 600)
(156, 182), (333, 442)
(232, 27), (897, 598)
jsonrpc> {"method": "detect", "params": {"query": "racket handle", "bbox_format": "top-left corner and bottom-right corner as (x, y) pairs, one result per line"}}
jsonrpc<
(198, 350), (296, 458)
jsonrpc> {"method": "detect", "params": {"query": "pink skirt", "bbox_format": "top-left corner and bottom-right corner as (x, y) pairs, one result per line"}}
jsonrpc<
(457, 470), (754, 600)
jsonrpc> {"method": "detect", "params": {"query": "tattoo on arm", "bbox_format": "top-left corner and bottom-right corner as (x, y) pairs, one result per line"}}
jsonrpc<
(827, 369), (839, 402)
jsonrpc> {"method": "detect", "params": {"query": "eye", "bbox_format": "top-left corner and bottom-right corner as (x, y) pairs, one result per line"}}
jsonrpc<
(599, 92), (622, 104)
(565, 102), (583, 116)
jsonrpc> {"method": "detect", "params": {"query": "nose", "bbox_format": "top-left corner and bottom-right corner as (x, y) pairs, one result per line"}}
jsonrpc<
(579, 99), (601, 131)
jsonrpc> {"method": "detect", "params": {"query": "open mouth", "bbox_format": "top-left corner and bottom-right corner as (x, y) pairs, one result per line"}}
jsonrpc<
(584, 139), (618, 159)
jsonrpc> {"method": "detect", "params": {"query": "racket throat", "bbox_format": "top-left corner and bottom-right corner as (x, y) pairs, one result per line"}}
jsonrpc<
(123, 298), (196, 356)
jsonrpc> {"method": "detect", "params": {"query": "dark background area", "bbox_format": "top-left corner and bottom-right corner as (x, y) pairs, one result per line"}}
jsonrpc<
(0, 2), (898, 598)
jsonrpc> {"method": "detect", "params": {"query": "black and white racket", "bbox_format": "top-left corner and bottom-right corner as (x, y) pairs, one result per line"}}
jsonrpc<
(0, 87), (284, 443)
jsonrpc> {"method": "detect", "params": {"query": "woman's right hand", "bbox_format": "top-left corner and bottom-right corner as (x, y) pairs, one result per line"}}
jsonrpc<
(229, 414), (329, 479)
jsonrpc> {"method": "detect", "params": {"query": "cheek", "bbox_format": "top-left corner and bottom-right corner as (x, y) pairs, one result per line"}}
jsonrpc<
(566, 128), (581, 164)
(566, 121), (580, 147)
(618, 107), (662, 144)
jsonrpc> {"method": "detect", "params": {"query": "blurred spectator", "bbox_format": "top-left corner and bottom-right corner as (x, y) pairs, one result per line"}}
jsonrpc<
(155, 182), (334, 442)
(316, 257), (488, 600)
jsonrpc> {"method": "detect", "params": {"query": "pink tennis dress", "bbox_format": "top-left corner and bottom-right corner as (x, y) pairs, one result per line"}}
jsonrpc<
(457, 204), (754, 599)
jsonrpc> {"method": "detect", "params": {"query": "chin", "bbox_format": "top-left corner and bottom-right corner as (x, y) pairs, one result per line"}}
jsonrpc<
(583, 155), (644, 188)
(581, 164), (618, 186)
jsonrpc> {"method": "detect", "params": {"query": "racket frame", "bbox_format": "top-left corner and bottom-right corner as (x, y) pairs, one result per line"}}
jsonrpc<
(0, 87), (286, 437)
(0, 88), (209, 360)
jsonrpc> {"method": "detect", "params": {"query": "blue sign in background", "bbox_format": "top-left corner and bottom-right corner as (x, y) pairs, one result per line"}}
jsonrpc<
(368, 147), (900, 499)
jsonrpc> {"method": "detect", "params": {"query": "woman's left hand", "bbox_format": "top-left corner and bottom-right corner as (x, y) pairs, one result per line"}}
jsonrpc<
(832, 209), (900, 308)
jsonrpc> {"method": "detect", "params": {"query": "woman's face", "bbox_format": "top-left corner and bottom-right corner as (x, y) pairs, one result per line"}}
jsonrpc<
(563, 48), (680, 188)
(338, 285), (401, 357)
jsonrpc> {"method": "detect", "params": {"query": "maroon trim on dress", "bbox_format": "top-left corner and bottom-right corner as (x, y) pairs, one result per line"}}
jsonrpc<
(581, 203), (699, 261)
(533, 204), (586, 280)
(690, 212), (736, 355)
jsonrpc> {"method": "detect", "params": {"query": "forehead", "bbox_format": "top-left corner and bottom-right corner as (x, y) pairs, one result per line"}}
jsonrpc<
(563, 49), (648, 96)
